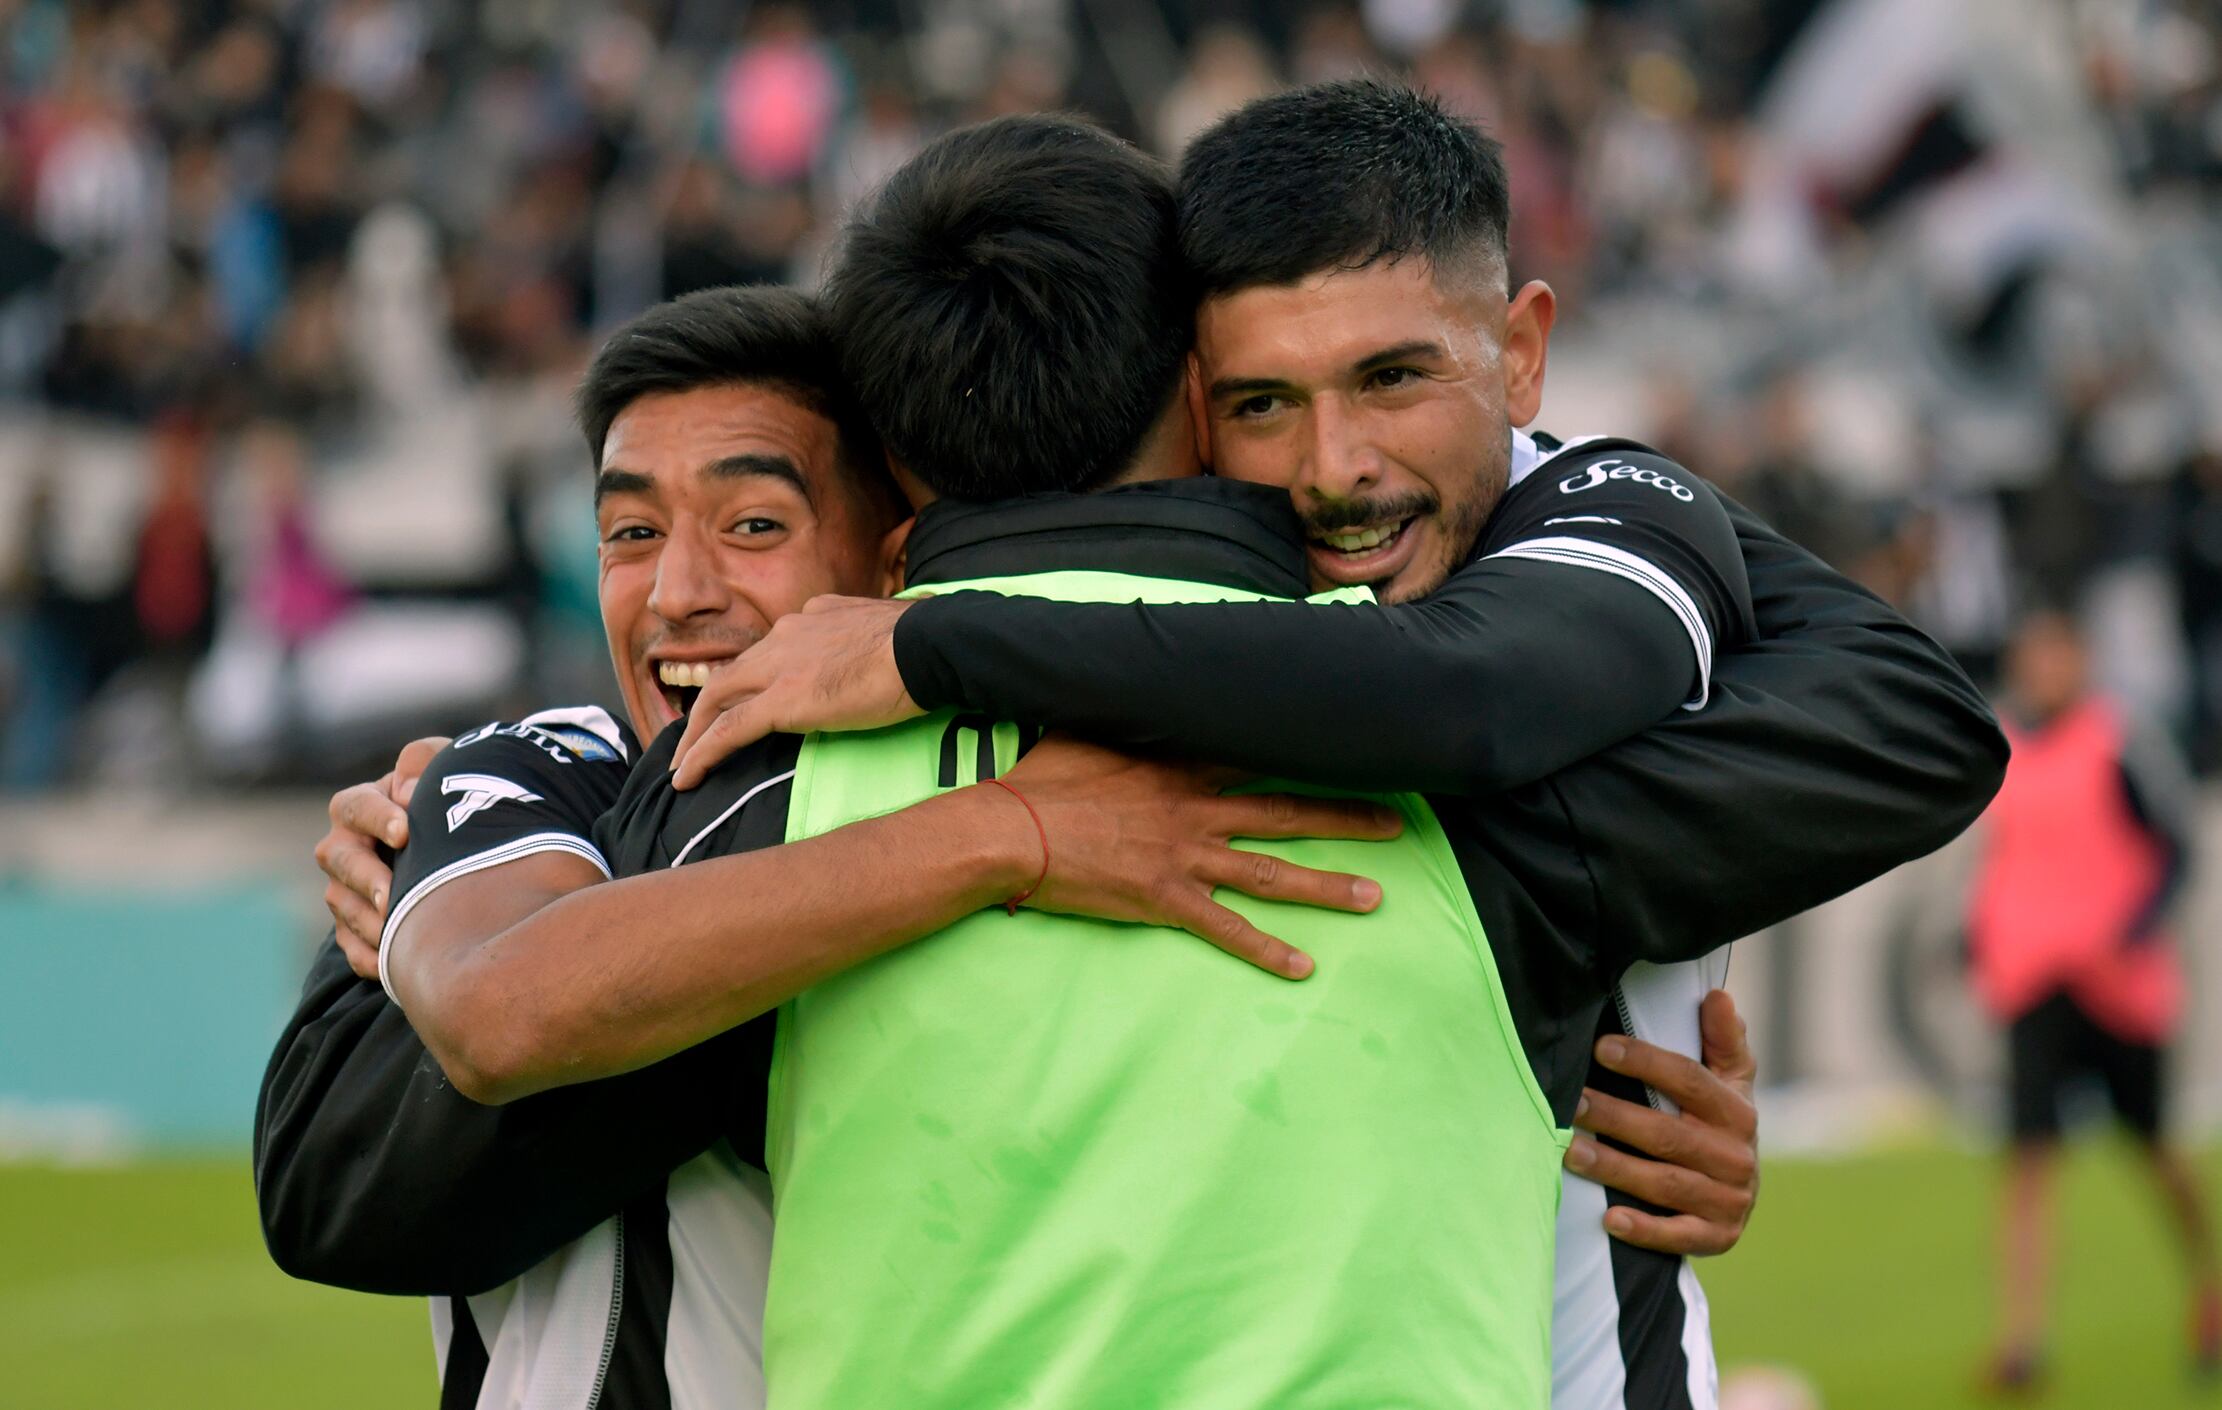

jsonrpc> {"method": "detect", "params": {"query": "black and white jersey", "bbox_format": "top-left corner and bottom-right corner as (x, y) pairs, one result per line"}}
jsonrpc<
(1481, 431), (1754, 711)
(1495, 431), (1723, 1410)
(376, 706), (633, 1007)
(322, 704), (774, 1410)
(1553, 957), (1729, 1410)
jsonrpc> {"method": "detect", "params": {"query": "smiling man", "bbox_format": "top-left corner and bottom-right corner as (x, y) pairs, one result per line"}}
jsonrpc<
(265, 88), (2005, 1410)
(671, 81), (2008, 1410)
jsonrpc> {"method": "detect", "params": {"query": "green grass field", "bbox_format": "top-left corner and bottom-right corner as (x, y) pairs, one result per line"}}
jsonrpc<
(2, 1142), (2216, 1408)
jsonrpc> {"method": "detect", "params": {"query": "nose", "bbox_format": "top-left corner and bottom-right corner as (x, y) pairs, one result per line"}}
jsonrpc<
(1300, 395), (1384, 505)
(647, 522), (731, 625)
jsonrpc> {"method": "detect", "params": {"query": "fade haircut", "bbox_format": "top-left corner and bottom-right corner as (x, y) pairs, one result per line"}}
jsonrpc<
(823, 114), (1192, 500)
(1178, 78), (1512, 299)
(575, 286), (889, 511)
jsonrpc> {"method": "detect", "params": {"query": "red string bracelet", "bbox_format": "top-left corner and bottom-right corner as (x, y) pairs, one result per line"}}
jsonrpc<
(982, 777), (1049, 915)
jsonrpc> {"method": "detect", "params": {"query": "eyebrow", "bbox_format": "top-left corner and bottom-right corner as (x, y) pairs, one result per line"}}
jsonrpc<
(704, 453), (812, 506)
(1208, 340), (1451, 401)
(593, 455), (813, 510)
(1352, 340), (1446, 374)
(592, 468), (653, 508)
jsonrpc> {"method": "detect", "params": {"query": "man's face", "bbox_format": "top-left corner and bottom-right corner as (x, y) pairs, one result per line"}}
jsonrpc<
(595, 383), (887, 740)
(1194, 257), (1553, 603)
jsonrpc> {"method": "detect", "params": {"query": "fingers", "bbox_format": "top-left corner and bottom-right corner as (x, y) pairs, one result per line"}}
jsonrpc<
(1593, 1032), (1756, 1137)
(1564, 1132), (1753, 1232)
(672, 693), (775, 791)
(1163, 892), (1314, 981)
(1573, 1088), (1756, 1189)
(331, 781), (409, 851)
(392, 736), (448, 806)
(316, 824), (395, 912)
(1699, 988), (1757, 1092)
(334, 926), (383, 983)
(1196, 845), (1383, 914)
(1210, 792), (1403, 843)
(324, 881), (386, 981)
(1591, 1204), (1741, 1258)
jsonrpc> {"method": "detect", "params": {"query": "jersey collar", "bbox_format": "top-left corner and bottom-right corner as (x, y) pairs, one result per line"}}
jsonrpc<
(904, 478), (1313, 598)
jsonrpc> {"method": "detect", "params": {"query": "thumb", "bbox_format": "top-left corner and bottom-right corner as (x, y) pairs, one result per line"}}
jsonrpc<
(1699, 989), (1755, 1090)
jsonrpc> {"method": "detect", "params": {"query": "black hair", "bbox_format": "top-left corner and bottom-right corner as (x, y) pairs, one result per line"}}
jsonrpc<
(574, 286), (886, 504)
(1177, 78), (1511, 299)
(822, 113), (1192, 500)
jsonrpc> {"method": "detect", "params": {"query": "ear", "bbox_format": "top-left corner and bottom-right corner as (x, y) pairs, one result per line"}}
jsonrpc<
(1185, 352), (1214, 470)
(1502, 280), (1557, 429)
(877, 516), (915, 597)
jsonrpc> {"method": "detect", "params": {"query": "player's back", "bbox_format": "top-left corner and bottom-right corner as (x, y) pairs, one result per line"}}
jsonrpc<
(762, 570), (1568, 1410)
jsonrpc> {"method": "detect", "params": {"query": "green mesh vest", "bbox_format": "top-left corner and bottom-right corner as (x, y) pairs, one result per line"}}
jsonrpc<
(765, 570), (1568, 1409)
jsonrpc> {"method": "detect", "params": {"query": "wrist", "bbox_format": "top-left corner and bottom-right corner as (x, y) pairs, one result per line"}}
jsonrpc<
(929, 784), (1043, 906)
(890, 596), (955, 712)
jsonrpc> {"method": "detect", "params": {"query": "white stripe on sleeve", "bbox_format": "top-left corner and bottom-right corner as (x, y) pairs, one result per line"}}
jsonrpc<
(378, 832), (612, 1006)
(1484, 536), (1714, 709)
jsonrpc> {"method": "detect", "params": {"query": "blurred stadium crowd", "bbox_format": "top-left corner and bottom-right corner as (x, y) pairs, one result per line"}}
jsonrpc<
(1, 0), (2219, 791)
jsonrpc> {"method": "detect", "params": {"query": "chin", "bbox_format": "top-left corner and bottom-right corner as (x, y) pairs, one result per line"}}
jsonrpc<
(1375, 556), (1454, 604)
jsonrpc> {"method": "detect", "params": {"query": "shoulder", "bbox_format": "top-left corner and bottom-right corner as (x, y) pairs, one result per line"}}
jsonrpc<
(398, 705), (633, 878)
(1488, 436), (1713, 545)
(381, 707), (636, 992)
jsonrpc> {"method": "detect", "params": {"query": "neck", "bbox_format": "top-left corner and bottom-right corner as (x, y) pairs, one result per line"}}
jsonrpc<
(1102, 396), (1203, 488)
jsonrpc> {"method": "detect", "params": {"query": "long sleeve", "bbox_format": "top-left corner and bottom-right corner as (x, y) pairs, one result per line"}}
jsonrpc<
(894, 451), (1754, 795)
(253, 932), (770, 1295)
(1561, 499), (2010, 969)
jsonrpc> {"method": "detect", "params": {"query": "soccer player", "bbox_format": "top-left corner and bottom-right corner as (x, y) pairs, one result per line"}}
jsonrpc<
(291, 113), (1982, 1410)
(670, 82), (2008, 1409)
(1968, 608), (2221, 1392)
(259, 107), (1999, 1410)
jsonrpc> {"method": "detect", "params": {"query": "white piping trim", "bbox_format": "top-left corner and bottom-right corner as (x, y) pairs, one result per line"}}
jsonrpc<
(670, 770), (797, 867)
(378, 831), (612, 1006)
(1485, 535), (1714, 709)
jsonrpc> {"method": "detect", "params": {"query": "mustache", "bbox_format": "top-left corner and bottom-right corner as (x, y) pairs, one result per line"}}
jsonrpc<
(1299, 491), (1439, 536)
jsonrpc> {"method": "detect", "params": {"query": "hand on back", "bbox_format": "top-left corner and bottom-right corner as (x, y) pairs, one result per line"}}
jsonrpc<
(1565, 988), (1760, 1256)
(992, 734), (1403, 980)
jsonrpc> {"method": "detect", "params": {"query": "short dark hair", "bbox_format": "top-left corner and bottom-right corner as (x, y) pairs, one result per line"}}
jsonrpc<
(1178, 78), (1511, 299)
(574, 285), (882, 488)
(823, 114), (1191, 500)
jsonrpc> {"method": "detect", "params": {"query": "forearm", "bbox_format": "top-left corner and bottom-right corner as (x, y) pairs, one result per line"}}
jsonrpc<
(257, 938), (741, 1294)
(400, 786), (1035, 1102)
(895, 568), (1693, 795)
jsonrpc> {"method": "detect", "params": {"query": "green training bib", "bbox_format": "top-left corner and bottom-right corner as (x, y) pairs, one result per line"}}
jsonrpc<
(765, 570), (1567, 1409)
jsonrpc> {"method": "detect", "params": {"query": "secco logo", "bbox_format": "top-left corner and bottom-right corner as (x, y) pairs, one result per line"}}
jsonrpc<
(1559, 459), (1695, 502)
(442, 773), (545, 832)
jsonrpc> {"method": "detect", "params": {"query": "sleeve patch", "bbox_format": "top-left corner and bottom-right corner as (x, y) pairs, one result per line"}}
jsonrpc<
(538, 726), (622, 763)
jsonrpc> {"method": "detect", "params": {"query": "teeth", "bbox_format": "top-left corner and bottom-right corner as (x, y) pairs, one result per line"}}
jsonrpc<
(1319, 523), (1402, 554)
(656, 661), (723, 688)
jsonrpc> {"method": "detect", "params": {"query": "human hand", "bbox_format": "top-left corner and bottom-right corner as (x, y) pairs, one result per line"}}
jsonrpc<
(1563, 988), (1759, 1255)
(671, 596), (922, 790)
(994, 735), (1403, 980)
(314, 736), (447, 979)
